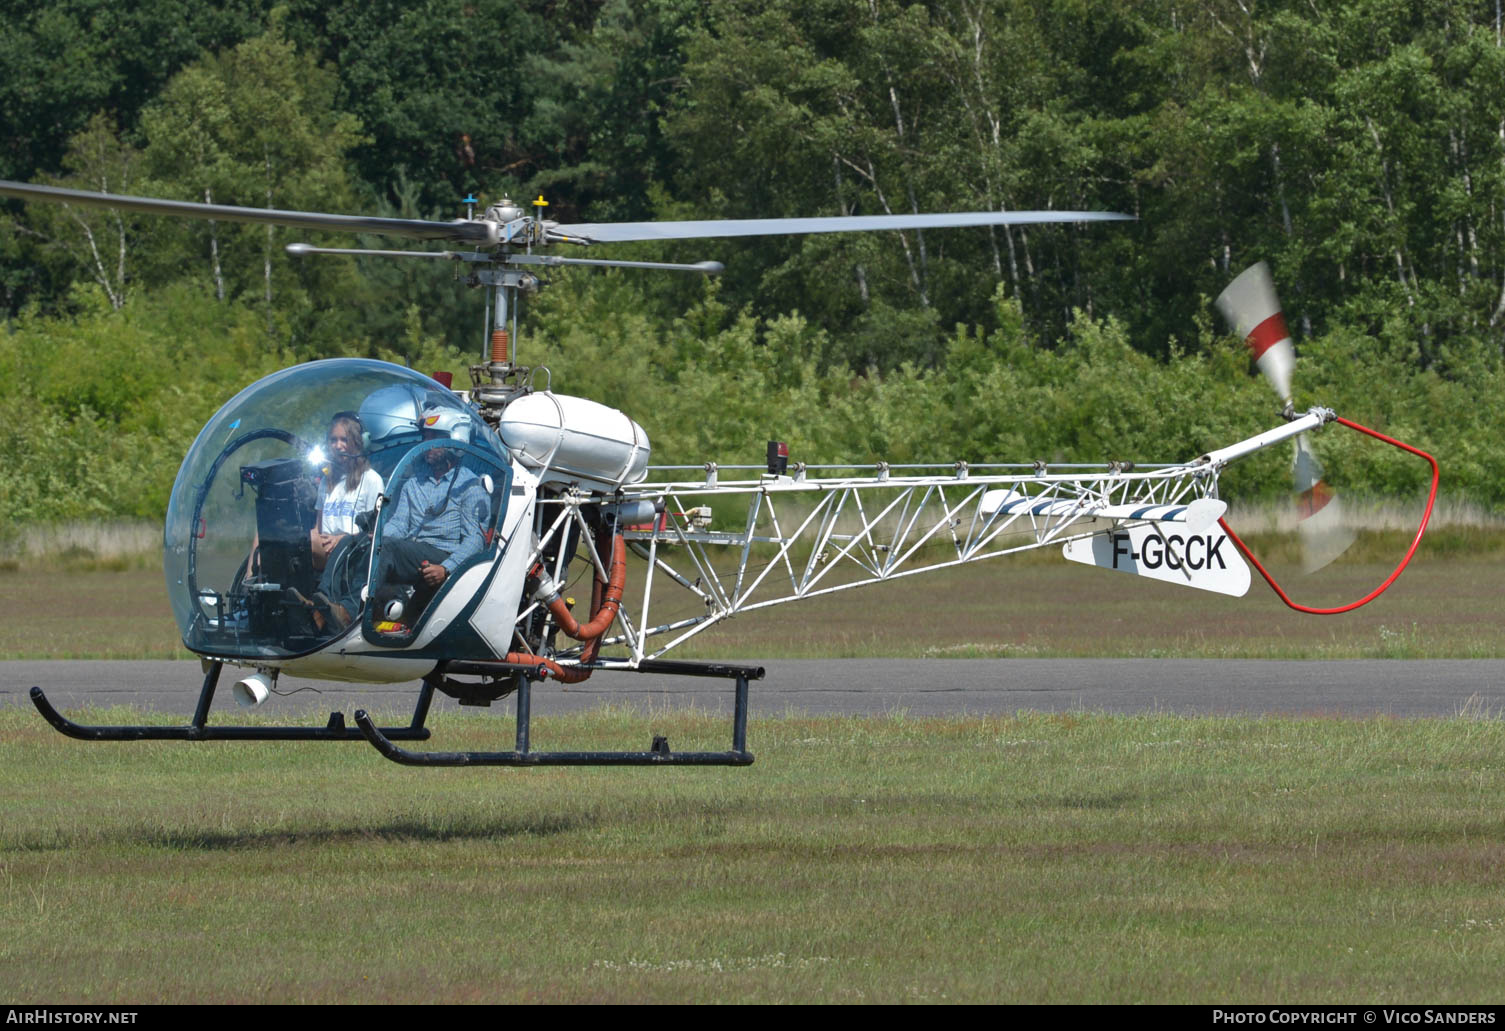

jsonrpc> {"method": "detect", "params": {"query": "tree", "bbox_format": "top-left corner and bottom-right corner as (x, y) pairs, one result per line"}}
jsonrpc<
(3, 114), (147, 309)
(524, 0), (701, 223)
(0, 0), (269, 184)
(140, 22), (365, 327)
(280, 0), (558, 215)
(664, 0), (1137, 366)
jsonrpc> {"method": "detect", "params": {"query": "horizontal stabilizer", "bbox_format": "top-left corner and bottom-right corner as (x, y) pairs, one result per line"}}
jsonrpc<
(1062, 524), (1250, 596)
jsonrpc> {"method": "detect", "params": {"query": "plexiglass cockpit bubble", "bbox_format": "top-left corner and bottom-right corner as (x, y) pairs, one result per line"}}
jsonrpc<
(163, 359), (505, 660)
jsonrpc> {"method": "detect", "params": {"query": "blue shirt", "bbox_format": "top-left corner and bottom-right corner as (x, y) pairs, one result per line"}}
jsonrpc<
(382, 462), (491, 574)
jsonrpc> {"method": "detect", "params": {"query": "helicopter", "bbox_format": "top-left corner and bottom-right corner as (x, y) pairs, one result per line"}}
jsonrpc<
(0, 178), (1438, 767)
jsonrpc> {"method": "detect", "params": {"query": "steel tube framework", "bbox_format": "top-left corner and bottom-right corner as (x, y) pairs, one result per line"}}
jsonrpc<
(508, 414), (1341, 671)
(508, 412), (1338, 672)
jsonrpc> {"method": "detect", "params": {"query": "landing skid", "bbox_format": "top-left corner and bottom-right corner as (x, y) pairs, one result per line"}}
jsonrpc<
(355, 658), (758, 767)
(28, 660), (433, 742)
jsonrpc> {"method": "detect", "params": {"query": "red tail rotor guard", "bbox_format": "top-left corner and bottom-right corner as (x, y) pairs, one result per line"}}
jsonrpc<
(1217, 416), (1439, 615)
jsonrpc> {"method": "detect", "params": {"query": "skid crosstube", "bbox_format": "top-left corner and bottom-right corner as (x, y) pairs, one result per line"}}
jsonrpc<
(28, 660), (433, 742)
(354, 658), (759, 767)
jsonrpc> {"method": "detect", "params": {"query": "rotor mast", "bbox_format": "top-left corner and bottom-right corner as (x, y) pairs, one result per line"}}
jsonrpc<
(460, 193), (724, 411)
(273, 188), (726, 412)
(467, 195), (537, 408)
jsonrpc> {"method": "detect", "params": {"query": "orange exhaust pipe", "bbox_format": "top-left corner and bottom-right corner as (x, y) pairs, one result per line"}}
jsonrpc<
(547, 531), (626, 642)
(506, 529), (627, 683)
(499, 652), (595, 684)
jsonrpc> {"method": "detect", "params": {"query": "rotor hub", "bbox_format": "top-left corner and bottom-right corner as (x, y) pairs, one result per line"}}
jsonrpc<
(486, 197), (524, 224)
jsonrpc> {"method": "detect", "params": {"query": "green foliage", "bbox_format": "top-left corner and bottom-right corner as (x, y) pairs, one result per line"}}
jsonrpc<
(0, 0), (269, 182)
(0, 285), (290, 527)
(1, 114), (151, 311)
(12, 0), (1505, 359)
(139, 23), (367, 325)
(511, 269), (1491, 510)
(4, 257), (1496, 532)
(4, 0), (1505, 528)
(279, 0), (561, 214)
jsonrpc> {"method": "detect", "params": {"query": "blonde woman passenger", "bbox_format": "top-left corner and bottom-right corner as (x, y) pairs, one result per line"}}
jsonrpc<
(311, 410), (383, 569)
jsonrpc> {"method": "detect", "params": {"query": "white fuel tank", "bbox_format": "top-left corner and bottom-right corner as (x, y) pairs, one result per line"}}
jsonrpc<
(497, 392), (651, 491)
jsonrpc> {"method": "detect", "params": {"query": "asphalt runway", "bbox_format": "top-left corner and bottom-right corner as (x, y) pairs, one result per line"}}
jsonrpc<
(3, 658), (1502, 722)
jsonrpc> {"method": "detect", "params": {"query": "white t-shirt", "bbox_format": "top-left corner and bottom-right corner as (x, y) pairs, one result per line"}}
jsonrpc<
(318, 467), (384, 536)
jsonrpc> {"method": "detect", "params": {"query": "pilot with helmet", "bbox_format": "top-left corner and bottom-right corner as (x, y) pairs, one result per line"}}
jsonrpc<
(356, 383), (426, 477)
(369, 400), (491, 611)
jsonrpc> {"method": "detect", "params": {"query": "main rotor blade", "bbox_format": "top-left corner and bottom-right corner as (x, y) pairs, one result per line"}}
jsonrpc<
(0, 179), (491, 244)
(505, 253), (723, 274)
(554, 210), (1134, 243)
(2, 179), (1132, 248)
(286, 243), (467, 259)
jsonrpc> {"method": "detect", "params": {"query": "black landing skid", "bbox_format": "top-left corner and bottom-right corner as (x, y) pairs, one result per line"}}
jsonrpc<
(355, 658), (759, 767)
(28, 658), (759, 767)
(28, 660), (433, 742)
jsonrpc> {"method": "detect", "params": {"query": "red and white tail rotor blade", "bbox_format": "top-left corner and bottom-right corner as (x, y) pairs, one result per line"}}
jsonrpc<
(1293, 435), (1356, 573)
(1215, 262), (1296, 409)
(1216, 263), (1353, 572)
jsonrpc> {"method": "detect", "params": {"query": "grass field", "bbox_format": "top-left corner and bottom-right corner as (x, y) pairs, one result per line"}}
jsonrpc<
(3, 517), (1500, 1003)
(3, 706), (1505, 1003)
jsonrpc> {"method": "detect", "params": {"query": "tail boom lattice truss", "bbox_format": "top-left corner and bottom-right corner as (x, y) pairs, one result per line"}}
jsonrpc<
(514, 412), (1325, 667)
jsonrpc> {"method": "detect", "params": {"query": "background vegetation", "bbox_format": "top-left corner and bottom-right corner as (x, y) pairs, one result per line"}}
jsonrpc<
(3, 0), (1502, 532)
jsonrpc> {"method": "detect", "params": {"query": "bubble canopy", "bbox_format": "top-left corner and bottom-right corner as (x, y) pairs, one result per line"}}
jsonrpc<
(163, 359), (504, 659)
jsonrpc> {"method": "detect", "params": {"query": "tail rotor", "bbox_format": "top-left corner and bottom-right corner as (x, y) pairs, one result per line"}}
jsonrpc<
(1216, 262), (1296, 413)
(1216, 263), (1355, 572)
